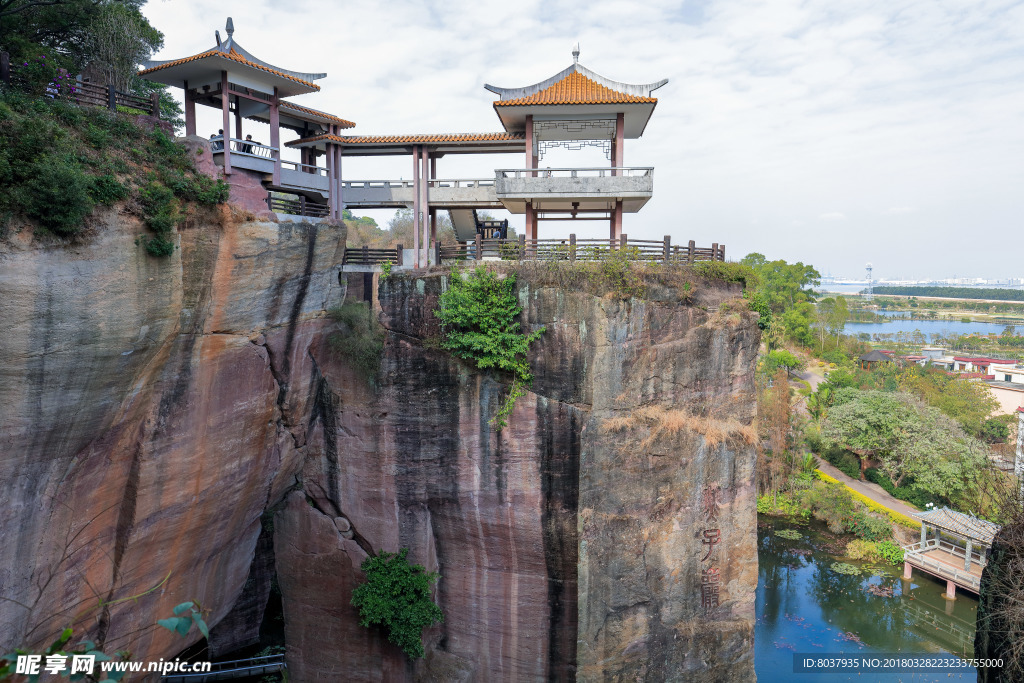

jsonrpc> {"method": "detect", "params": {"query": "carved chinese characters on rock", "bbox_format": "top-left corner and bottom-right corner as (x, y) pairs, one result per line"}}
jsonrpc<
(700, 484), (721, 613)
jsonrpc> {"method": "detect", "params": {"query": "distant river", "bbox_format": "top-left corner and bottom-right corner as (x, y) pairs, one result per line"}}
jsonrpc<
(756, 520), (978, 682)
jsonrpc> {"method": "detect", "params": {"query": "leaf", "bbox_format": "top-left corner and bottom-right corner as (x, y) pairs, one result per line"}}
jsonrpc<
(157, 617), (180, 632)
(175, 617), (192, 636)
(172, 602), (193, 616)
(194, 615), (209, 639)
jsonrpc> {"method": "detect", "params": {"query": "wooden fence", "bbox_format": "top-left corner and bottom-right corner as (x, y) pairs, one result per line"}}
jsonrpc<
(0, 53), (159, 118)
(439, 234), (725, 264)
(343, 244), (403, 266)
(266, 195), (329, 218)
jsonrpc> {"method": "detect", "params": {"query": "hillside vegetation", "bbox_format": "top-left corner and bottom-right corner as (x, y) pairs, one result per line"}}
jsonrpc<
(0, 91), (226, 254)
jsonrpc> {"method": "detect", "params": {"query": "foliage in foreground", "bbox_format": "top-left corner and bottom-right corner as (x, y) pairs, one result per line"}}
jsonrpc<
(435, 267), (544, 429)
(351, 548), (443, 659)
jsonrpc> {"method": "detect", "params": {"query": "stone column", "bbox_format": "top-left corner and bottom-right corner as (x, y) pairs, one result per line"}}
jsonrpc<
(220, 71), (231, 174)
(269, 87), (281, 186)
(422, 149), (431, 265)
(525, 201), (536, 242)
(335, 142), (344, 219)
(965, 539), (973, 571)
(903, 562), (913, 580)
(326, 141), (335, 218)
(525, 114), (535, 177)
(920, 523), (927, 544)
(945, 580), (956, 600)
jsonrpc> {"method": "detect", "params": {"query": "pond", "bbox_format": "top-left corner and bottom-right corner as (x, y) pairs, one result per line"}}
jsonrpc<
(844, 317), (1008, 338)
(756, 520), (979, 682)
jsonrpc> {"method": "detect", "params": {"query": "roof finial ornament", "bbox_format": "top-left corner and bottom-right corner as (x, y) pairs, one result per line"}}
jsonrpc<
(572, 42), (580, 64)
(226, 17), (234, 37)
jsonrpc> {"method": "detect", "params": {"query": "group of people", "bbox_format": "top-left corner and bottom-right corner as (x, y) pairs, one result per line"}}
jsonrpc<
(208, 130), (261, 154)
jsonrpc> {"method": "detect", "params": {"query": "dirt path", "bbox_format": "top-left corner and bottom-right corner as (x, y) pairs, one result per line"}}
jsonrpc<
(815, 459), (921, 519)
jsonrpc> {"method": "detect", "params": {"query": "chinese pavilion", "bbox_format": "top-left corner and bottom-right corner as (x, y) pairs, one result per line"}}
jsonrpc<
(140, 21), (668, 268)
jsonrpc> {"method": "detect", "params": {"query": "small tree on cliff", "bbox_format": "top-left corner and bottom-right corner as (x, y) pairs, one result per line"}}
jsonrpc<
(434, 266), (545, 429)
(351, 548), (443, 659)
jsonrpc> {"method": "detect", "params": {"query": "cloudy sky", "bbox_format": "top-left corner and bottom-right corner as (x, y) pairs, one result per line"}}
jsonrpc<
(142, 0), (1024, 280)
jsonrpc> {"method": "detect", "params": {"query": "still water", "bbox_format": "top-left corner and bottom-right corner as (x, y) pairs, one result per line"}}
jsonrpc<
(756, 520), (978, 682)
(844, 318), (1008, 338)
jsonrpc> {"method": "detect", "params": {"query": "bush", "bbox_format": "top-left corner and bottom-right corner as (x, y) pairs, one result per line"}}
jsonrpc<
(865, 468), (942, 509)
(876, 540), (905, 565)
(89, 173), (128, 204)
(846, 539), (880, 561)
(845, 511), (892, 541)
(351, 548), (443, 659)
(328, 301), (384, 381)
(435, 267), (544, 428)
(822, 445), (861, 479)
(22, 155), (94, 235)
(821, 350), (848, 366)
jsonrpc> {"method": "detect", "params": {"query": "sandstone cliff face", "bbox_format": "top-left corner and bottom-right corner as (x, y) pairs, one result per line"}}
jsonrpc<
(274, 273), (759, 682)
(0, 210), (345, 662)
(1, 208), (758, 682)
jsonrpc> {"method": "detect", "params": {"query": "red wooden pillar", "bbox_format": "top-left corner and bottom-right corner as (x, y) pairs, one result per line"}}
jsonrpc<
(610, 200), (623, 242)
(184, 80), (197, 137)
(412, 145), (421, 267)
(525, 115), (535, 176)
(220, 71), (231, 174)
(335, 140), (344, 220)
(326, 138), (336, 218)
(525, 201), (536, 241)
(269, 87), (281, 185)
(422, 149), (431, 264)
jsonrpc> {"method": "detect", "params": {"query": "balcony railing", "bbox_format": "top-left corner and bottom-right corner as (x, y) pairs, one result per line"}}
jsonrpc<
(210, 138), (278, 158)
(281, 160), (327, 176)
(496, 167), (653, 178)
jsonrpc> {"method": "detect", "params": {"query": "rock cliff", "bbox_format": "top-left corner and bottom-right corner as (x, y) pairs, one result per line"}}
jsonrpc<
(0, 210), (759, 681)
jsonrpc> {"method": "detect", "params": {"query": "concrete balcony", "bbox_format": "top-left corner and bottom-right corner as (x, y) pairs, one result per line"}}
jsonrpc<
(211, 138), (278, 174)
(342, 179), (502, 209)
(494, 167), (654, 213)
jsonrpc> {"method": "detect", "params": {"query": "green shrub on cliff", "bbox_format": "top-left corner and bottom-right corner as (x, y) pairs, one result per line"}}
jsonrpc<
(351, 548), (443, 659)
(434, 266), (545, 429)
(328, 301), (384, 381)
(0, 92), (226, 250)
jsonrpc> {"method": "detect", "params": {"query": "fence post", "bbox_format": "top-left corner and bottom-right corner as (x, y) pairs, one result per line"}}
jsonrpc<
(362, 245), (369, 264)
(719, 244), (725, 261)
(688, 240), (695, 264)
(620, 233), (628, 251)
(150, 91), (160, 119)
(299, 195), (307, 216)
(475, 233), (482, 262)
(0, 52), (9, 85)
(396, 244), (404, 266)
(434, 240), (440, 266)
(663, 235), (671, 263)
(265, 194), (272, 210)
(569, 233), (576, 262)
(711, 243), (718, 263)
(107, 83), (116, 111)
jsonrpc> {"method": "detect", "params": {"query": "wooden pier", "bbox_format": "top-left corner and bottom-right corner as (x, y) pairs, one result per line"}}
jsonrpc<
(902, 507), (999, 599)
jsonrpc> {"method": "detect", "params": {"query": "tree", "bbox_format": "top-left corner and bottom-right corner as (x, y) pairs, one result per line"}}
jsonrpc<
(86, 3), (160, 91)
(763, 349), (804, 378)
(822, 389), (991, 498)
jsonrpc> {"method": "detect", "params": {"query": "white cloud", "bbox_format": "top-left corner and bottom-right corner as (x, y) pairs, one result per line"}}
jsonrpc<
(141, 0), (1024, 278)
(883, 206), (917, 215)
(819, 212), (847, 221)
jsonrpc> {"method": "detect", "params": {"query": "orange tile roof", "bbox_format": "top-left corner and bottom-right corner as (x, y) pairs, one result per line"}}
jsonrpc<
(139, 48), (320, 91)
(280, 102), (355, 128)
(289, 132), (524, 145)
(494, 71), (656, 106)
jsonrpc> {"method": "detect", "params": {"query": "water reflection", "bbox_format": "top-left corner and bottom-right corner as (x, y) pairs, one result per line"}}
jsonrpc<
(756, 521), (977, 682)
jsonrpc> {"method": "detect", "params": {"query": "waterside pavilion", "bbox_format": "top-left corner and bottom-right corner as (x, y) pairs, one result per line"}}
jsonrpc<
(901, 507), (1000, 599)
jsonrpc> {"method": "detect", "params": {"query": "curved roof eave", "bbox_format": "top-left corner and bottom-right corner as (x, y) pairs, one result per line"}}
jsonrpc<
(485, 62), (667, 101)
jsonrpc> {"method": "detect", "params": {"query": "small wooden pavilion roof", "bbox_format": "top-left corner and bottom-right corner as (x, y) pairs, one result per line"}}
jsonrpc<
(485, 51), (667, 138)
(915, 507), (1000, 546)
(139, 18), (324, 98)
(859, 350), (892, 363)
(287, 132), (526, 156)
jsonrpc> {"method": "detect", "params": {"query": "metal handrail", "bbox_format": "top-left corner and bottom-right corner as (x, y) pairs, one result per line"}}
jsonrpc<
(427, 178), (496, 187)
(495, 167), (653, 178)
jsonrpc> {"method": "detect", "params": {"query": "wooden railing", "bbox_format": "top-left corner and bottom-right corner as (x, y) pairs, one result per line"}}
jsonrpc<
(438, 234), (725, 264)
(161, 653), (285, 682)
(343, 245), (403, 266)
(266, 195), (329, 218)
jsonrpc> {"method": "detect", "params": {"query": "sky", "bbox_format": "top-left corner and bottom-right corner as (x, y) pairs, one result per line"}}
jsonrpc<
(141, 0), (1024, 281)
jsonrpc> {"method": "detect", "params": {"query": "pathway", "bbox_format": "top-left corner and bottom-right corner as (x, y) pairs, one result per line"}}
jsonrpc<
(815, 459), (921, 519)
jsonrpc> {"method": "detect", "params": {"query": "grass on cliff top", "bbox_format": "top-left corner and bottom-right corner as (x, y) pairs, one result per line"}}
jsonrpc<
(0, 89), (227, 254)
(502, 252), (755, 301)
